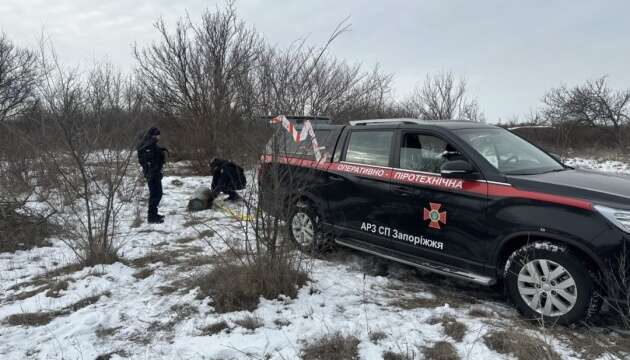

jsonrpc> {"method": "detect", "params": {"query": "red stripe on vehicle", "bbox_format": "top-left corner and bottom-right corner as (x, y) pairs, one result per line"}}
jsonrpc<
(485, 183), (593, 210)
(260, 155), (593, 211)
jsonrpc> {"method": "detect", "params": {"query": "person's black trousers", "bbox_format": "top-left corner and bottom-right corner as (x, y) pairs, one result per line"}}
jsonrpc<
(147, 175), (163, 220)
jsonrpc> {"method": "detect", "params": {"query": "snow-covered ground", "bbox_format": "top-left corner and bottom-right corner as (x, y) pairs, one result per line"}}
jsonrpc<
(565, 157), (630, 176)
(0, 159), (628, 359)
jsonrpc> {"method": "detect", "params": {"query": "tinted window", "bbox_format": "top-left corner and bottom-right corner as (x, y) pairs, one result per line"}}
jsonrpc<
(399, 134), (450, 173)
(345, 131), (393, 166)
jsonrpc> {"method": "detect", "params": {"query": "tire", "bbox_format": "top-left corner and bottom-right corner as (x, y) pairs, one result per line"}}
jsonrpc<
(287, 201), (335, 254)
(504, 242), (600, 325)
(288, 201), (320, 252)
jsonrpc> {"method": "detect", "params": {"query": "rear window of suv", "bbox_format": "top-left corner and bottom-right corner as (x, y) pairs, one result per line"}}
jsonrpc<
(267, 128), (333, 159)
(344, 130), (393, 167)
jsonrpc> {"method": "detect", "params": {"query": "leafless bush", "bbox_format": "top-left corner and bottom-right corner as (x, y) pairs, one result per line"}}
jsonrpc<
(134, 1), (265, 171)
(0, 32), (40, 122)
(9, 43), (142, 266)
(404, 71), (484, 122)
(134, 3), (398, 170)
(543, 76), (630, 151)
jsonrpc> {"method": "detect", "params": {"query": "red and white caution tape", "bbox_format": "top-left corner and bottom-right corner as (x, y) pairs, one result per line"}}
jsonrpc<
(270, 115), (327, 161)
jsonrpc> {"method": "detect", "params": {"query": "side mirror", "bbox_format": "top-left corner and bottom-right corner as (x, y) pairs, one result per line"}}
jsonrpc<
(440, 160), (476, 179)
(550, 153), (563, 163)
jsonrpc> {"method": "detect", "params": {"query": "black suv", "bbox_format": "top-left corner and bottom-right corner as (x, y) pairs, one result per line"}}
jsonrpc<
(259, 116), (630, 324)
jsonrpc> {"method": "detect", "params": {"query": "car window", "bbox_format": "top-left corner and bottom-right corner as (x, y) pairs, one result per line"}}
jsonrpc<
(399, 133), (451, 173)
(345, 130), (393, 166)
(456, 128), (563, 175)
(266, 128), (332, 160)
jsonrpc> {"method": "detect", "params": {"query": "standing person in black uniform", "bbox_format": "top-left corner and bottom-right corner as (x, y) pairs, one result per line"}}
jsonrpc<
(137, 127), (167, 224)
(209, 158), (246, 201)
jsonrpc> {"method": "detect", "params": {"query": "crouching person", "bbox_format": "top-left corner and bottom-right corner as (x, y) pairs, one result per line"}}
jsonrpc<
(209, 158), (246, 201)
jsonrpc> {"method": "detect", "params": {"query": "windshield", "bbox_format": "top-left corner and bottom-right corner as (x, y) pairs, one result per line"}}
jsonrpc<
(455, 128), (564, 175)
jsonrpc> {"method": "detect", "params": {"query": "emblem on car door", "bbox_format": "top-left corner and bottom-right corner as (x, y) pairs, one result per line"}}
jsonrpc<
(423, 203), (447, 229)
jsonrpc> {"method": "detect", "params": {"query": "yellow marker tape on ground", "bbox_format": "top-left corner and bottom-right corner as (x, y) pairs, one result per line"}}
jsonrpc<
(214, 202), (255, 222)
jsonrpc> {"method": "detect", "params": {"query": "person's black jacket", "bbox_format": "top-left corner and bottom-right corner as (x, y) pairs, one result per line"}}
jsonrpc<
(137, 128), (166, 180)
(210, 159), (246, 193)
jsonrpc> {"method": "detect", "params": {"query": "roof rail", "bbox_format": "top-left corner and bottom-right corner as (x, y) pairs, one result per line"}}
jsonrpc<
(262, 115), (332, 124)
(349, 119), (425, 126)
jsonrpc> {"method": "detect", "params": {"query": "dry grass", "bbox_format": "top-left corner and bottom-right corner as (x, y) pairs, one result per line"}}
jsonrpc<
(274, 318), (291, 328)
(382, 351), (416, 360)
(234, 315), (264, 331)
(389, 287), (481, 310)
(4, 291), (110, 326)
(200, 320), (230, 336)
(467, 307), (494, 318)
(300, 332), (360, 360)
(170, 303), (199, 322)
(45, 280), (69, 298)
(547, 325), (630, 360)
(95, 325), (121, 339)
(369, 330), (387, 343)
(193, 261), (308, 313)
(127, 248), (199, 268)
(132, 267), (154, 280)
(427, 314), (467, 342)
(422, 341), (459, 360)
(8, 263), (82, 292)
(175, 236), (197, 244)
(0, 208), (57, 253)
(483, 329), (561, 360)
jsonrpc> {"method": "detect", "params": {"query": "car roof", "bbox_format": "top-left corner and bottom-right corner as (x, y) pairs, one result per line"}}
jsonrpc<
(348, 118), (498, 130)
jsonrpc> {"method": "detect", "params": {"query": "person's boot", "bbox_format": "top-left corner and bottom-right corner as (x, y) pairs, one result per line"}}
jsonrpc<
(148, 217), (164, 224)
(148, 210), (163, 224)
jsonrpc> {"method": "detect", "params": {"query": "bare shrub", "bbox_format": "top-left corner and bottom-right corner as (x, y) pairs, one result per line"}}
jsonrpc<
(135, 3), (396, 168)
(11, 43), (144, 267)
(543, 76), (630, 150)
(0, 32), (39, 122)
(483, 329), (561, 360)
(404, 71), (484, 122)
(300, 332), (360, 360)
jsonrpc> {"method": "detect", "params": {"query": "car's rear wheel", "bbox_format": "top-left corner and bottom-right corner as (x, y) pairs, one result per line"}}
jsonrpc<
(288, 201), (319, 251)
(504, 242), (600, 325)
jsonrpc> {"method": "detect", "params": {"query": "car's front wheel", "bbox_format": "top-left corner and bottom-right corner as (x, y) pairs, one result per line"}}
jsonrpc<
(504, 242), (600, 325)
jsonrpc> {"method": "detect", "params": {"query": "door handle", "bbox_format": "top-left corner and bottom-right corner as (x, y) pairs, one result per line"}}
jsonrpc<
(393, 185), (421, 196)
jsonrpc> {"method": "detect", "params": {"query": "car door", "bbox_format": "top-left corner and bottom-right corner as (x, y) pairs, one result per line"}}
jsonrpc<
(386, 130), (490, 272)
(325, 128), (395, 248)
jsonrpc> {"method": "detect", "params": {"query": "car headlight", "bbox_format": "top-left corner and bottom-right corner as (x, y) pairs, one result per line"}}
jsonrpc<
(595, 205), (630, 234)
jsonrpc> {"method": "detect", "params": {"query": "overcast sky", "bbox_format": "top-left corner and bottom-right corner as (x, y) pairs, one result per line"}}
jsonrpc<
(1, 0), (629, 122)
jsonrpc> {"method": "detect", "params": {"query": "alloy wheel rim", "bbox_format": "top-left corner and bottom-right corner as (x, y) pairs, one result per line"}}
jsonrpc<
(517, 259), (578, 317)
(291, 212), (314, 247)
